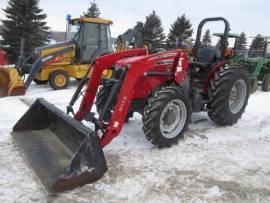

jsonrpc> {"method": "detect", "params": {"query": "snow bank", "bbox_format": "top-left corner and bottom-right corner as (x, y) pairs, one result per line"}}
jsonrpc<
(0, 82), (270, 202)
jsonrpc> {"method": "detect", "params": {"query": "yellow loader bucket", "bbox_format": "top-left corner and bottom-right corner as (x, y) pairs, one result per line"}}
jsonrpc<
(0, 66), (25, 97)
(12, 99), (107, 193)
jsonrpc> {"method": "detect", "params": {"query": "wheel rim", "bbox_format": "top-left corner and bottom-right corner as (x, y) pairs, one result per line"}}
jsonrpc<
(229, 79), (247, 114)
(160, 99), (187, 139)
(55, 74), (66, 87)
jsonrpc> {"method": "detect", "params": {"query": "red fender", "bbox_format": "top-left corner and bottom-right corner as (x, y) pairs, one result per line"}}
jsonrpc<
(203, 61), (231, 90)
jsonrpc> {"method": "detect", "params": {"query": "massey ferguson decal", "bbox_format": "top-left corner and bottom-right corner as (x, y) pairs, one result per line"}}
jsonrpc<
(118, 96), (128, 112)
(148, 53), (177, 62)
(155, 59), (174, 66)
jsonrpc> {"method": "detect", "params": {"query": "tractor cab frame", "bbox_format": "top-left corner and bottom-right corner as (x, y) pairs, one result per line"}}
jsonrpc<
(67, 18), (113, 63)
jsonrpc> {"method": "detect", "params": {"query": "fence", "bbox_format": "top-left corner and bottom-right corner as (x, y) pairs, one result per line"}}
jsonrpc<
(234, 50), (270, 58)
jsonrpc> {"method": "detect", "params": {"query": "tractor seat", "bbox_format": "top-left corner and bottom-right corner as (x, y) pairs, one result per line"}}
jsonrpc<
(197, 47), (218, 63)
(189, 47), (218, 68)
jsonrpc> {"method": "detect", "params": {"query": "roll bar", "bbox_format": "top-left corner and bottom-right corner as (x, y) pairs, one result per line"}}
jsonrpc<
(193, 17), (231, 59)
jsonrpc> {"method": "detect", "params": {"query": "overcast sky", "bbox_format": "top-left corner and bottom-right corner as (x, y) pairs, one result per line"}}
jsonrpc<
(0, 0), (269, 40)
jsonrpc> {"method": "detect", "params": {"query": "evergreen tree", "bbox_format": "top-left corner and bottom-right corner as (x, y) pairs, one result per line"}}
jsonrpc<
(250, 34), (265, 50)
(143, 11), (166, 51)
(2, 0), (49, 63)
(202, 29), (211, 47)
(167, 14), (193, 49)
(235, 32), (247, 50)
(83, 1), (101, 18)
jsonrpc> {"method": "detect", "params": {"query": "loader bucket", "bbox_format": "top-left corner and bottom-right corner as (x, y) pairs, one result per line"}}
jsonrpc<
(0, 67), (25, 97)
(12, 98), (107, 193)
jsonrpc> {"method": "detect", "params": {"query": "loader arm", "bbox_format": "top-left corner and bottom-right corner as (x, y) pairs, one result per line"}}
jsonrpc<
(75, 48), (147, 121)
(24, 47), (74, 89)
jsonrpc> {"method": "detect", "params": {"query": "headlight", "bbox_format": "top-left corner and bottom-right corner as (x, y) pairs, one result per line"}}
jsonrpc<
(102, 69), (113, 79)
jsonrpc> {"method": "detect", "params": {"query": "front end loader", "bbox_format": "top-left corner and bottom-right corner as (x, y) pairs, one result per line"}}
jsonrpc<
(0, 48), (25, 97)
(12, 98), (107, 192)
(12, 17), (251, 193)
(0, 17), (113, 98)
(0, 42), (74, 97)
(0, 67), (25, 97)
(12, 49), (148, 192)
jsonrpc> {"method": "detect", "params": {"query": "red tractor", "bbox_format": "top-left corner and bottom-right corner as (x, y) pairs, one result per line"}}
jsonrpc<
(88, 17), (250, 147)
(12, 17), (250, 192)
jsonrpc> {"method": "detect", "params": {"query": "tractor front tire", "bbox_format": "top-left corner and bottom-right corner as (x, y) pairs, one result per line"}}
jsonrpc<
(143, 86), (191, 148)
(262, 74), (270, 92)
(49, 70), (70, 90)
(208, 66), (250, 125)
(33, 79), (48, 85)
(250, 78), (257, 94)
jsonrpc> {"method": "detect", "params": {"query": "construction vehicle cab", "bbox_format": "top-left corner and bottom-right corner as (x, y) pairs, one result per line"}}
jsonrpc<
(115, 22), (153, 53)
(67, 18), (113, 63)
(115, 22), (145, 52)
(33, 17), (113, 89)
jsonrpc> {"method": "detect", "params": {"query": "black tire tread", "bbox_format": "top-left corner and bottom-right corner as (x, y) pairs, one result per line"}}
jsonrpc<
(49, 70), (70, 90)
(208, 66), (250, 125)
(142, 85), (191, 148)
(262, 74), (270, 92)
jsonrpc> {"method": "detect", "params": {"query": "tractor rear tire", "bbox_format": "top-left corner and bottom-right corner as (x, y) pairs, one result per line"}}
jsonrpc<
(208, 66), (250, 125)
(262, 74), (270, 92)
(33, 79), (48, 85)
(49, 70), (70, 90)
(142, 86), (191, 148)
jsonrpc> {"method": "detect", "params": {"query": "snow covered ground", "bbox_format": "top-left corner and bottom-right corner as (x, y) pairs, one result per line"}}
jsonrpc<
(0, 81), (270, 202)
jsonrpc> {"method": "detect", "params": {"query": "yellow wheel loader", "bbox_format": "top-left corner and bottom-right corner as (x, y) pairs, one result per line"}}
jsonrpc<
(0, 17), (113, 97)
